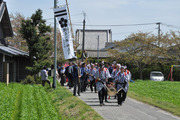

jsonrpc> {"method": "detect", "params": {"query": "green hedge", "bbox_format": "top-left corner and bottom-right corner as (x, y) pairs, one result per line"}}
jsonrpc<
(122, 62), (180, 81)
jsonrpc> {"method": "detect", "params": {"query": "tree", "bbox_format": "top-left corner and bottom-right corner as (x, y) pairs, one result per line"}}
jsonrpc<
(20, 9), (52, 75)
(167, 31), (180, 62)
(51, 28), (65, 63)
(8, 13), (28, 51)
(109, 32), (168, 79)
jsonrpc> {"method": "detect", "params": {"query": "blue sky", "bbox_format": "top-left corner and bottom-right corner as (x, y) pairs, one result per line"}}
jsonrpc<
(6, 0), (180, 41)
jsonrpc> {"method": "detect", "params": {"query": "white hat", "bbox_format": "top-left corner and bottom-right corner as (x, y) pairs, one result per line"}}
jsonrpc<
(121, 66), (125, 69)
(117, 64), (121, 67)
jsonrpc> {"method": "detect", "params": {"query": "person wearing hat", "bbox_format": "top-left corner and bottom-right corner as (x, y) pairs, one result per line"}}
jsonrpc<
(115, 66), (128, 106)
(106, 62), (113, 84)
(95, 63), (111, 106)
(111, 63), (121, 99)
(94, 63), (98, 69)
(84, 63), (90, 91)
(88, 64), (97, 93)
(106, 62), (113, 74)
(80, 62), (86, 92)
(124, 66), (131, 82)
(111, 64), (121, 80)
(123, 65), (131, 102)
(72, 61), (81, 96)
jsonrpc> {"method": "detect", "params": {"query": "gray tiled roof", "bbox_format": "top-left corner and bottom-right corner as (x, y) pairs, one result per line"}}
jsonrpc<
(0, 44), (29, 57)
(86, 50), (110, 58)
(76, 29), (112, 51)
(101, 42), (116, 50)
(0, 1), (13, 37)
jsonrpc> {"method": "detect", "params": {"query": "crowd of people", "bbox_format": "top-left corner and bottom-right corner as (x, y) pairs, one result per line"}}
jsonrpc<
(49, 60), (131, 106)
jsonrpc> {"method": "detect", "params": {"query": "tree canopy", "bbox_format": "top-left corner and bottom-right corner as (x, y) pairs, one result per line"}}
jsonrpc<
(9, 13), (27, 51)
(20, 9), (52, 75)
(109, 32), (172, 79)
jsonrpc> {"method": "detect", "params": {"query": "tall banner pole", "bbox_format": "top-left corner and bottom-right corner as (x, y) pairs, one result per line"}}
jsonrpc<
(53, 0), (57, 88)
(53, 6), (76, 60)
(82, 12), (86, 62)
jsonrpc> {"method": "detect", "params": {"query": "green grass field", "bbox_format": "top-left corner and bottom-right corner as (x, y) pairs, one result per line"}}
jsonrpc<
(0, 83), (60, 120)
(0, 80), (103, 120)
(128, 80), (180, 116)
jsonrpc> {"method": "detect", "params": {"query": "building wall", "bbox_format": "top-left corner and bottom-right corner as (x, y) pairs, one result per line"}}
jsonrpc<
(76, 29), (112, 50)
(16, 57), (30, 82)
(2, 55), (15, 82)
(0, 53), (30, 82)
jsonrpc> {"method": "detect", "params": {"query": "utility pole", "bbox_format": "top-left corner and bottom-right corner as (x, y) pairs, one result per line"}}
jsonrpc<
(97, 36), (99, 63)
(53, 0), (57, 88)
(156, 22), (161, 46)
(81, 12), (86, 62)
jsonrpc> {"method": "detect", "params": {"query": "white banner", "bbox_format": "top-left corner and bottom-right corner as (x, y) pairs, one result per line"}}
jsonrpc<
(54, 6), (76, 60)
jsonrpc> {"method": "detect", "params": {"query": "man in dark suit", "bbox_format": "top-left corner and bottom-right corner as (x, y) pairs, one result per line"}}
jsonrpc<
(72, 61), (81, 96)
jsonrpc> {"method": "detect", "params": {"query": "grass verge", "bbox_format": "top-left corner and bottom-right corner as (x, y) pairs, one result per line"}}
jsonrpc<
(47, 77), (103, 120)
(128, 80), (180, 117)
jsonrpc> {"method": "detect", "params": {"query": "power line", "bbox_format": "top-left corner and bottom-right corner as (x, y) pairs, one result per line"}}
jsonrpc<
(86, 13), (93, 29)
(113, 28), (157, 35)
(72, 22), (156, 27)
(45, 18), (54, 20)
(161, 23), (180, 29)
(71, 13), (83, 16)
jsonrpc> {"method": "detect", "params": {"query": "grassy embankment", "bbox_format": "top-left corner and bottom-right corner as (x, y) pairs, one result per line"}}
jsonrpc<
(0, 80), (103, 120)
(47, 77), (103, 120)
(128, 80), (180, 116)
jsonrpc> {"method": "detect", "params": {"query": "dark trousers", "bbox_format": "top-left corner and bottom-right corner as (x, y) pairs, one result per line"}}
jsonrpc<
(80, 80), (84, 92)
(123, 92), (127, 101)
(68, 73), (73, 88)
(60, 74), (65, 86)
(42, 80), (51, 87)
(117, 90), (126, 104)
(104, 89), (108, 101)
(83, 79), (88, 91)
(81, 78), (87, 92)
(104, 82), (108, 101)
(98, 88), (105, 104)
(73, 78), (81, 96)
(90, 79), (96, 92)
(83, 80), (86, 91)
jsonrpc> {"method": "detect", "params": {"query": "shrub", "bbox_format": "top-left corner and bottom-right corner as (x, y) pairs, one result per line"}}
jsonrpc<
(35, 76), (42, 84)
(21, 75), (35, 84)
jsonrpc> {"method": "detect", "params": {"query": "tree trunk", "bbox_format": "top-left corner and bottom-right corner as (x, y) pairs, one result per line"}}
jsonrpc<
(138, 62), (143, 79)
(139, 69), (143, 80)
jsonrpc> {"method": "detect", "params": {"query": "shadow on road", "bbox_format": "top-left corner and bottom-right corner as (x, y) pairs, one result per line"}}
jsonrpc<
(89, 104), (119, 107)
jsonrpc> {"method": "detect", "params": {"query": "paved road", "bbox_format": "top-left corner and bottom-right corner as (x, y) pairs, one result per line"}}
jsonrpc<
(68, 87), (180, 120)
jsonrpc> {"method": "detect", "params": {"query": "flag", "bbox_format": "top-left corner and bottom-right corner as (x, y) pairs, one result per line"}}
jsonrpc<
(54, 6), (76, 60)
